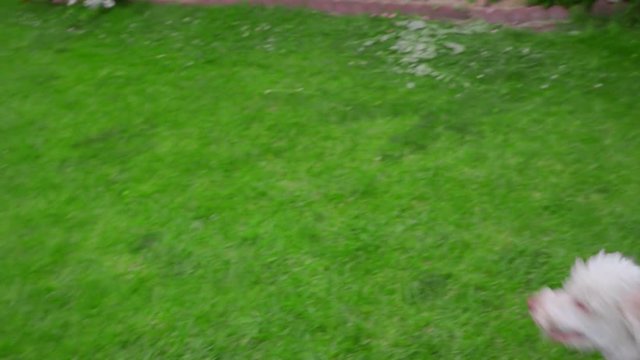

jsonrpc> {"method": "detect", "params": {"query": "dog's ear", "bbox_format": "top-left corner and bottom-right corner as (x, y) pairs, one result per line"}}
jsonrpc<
(570, 258), (587, 276)
(575, 257), (586, 266)
(621, 293), (640, 344)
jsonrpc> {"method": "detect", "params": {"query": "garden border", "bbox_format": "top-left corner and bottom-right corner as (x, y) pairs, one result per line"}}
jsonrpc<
(152, 0), (572, 29)
(53, 0), (629, 30)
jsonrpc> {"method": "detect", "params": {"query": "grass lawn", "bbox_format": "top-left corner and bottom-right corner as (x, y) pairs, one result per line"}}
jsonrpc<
(1, 1), (640, 358)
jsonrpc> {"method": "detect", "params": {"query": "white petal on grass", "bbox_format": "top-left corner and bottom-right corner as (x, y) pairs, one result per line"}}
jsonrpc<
(413, 64), (433, 77)
(407, 20), (427, 30)
(444, 42), (465, 55)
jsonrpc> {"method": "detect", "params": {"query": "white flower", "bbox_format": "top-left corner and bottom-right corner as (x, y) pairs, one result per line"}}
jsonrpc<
(68, 0), (116, 8)
(84, 0), (102, 8)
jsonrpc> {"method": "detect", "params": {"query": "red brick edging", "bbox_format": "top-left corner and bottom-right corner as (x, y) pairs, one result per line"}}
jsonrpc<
(150, 0), (571, 29)
(55, 0), (629, 30)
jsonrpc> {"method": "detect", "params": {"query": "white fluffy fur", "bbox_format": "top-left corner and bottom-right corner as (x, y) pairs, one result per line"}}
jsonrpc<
(529, 251), (640, 360)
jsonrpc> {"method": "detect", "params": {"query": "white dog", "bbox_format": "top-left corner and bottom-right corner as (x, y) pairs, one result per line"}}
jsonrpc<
(528, 251), (640, 360)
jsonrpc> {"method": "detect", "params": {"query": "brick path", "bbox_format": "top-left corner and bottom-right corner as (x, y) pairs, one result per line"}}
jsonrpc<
(151, 0), (572, 30)
(53, 0), (628, 31)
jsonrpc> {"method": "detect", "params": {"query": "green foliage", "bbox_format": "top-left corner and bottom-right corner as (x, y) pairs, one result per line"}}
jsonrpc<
(612, 1), (640, 25)
(529, 0), (640, 26)
(527, 0), (592, 9)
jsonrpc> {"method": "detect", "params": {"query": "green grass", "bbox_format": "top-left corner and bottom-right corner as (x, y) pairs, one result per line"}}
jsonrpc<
(1, 2), (640, 358)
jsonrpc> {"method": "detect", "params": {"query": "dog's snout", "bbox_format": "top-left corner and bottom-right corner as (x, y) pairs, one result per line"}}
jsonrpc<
(527, 296), (538, 312)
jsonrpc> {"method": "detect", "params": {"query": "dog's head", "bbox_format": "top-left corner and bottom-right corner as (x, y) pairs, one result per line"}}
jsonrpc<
(529, 252), (640, 358)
